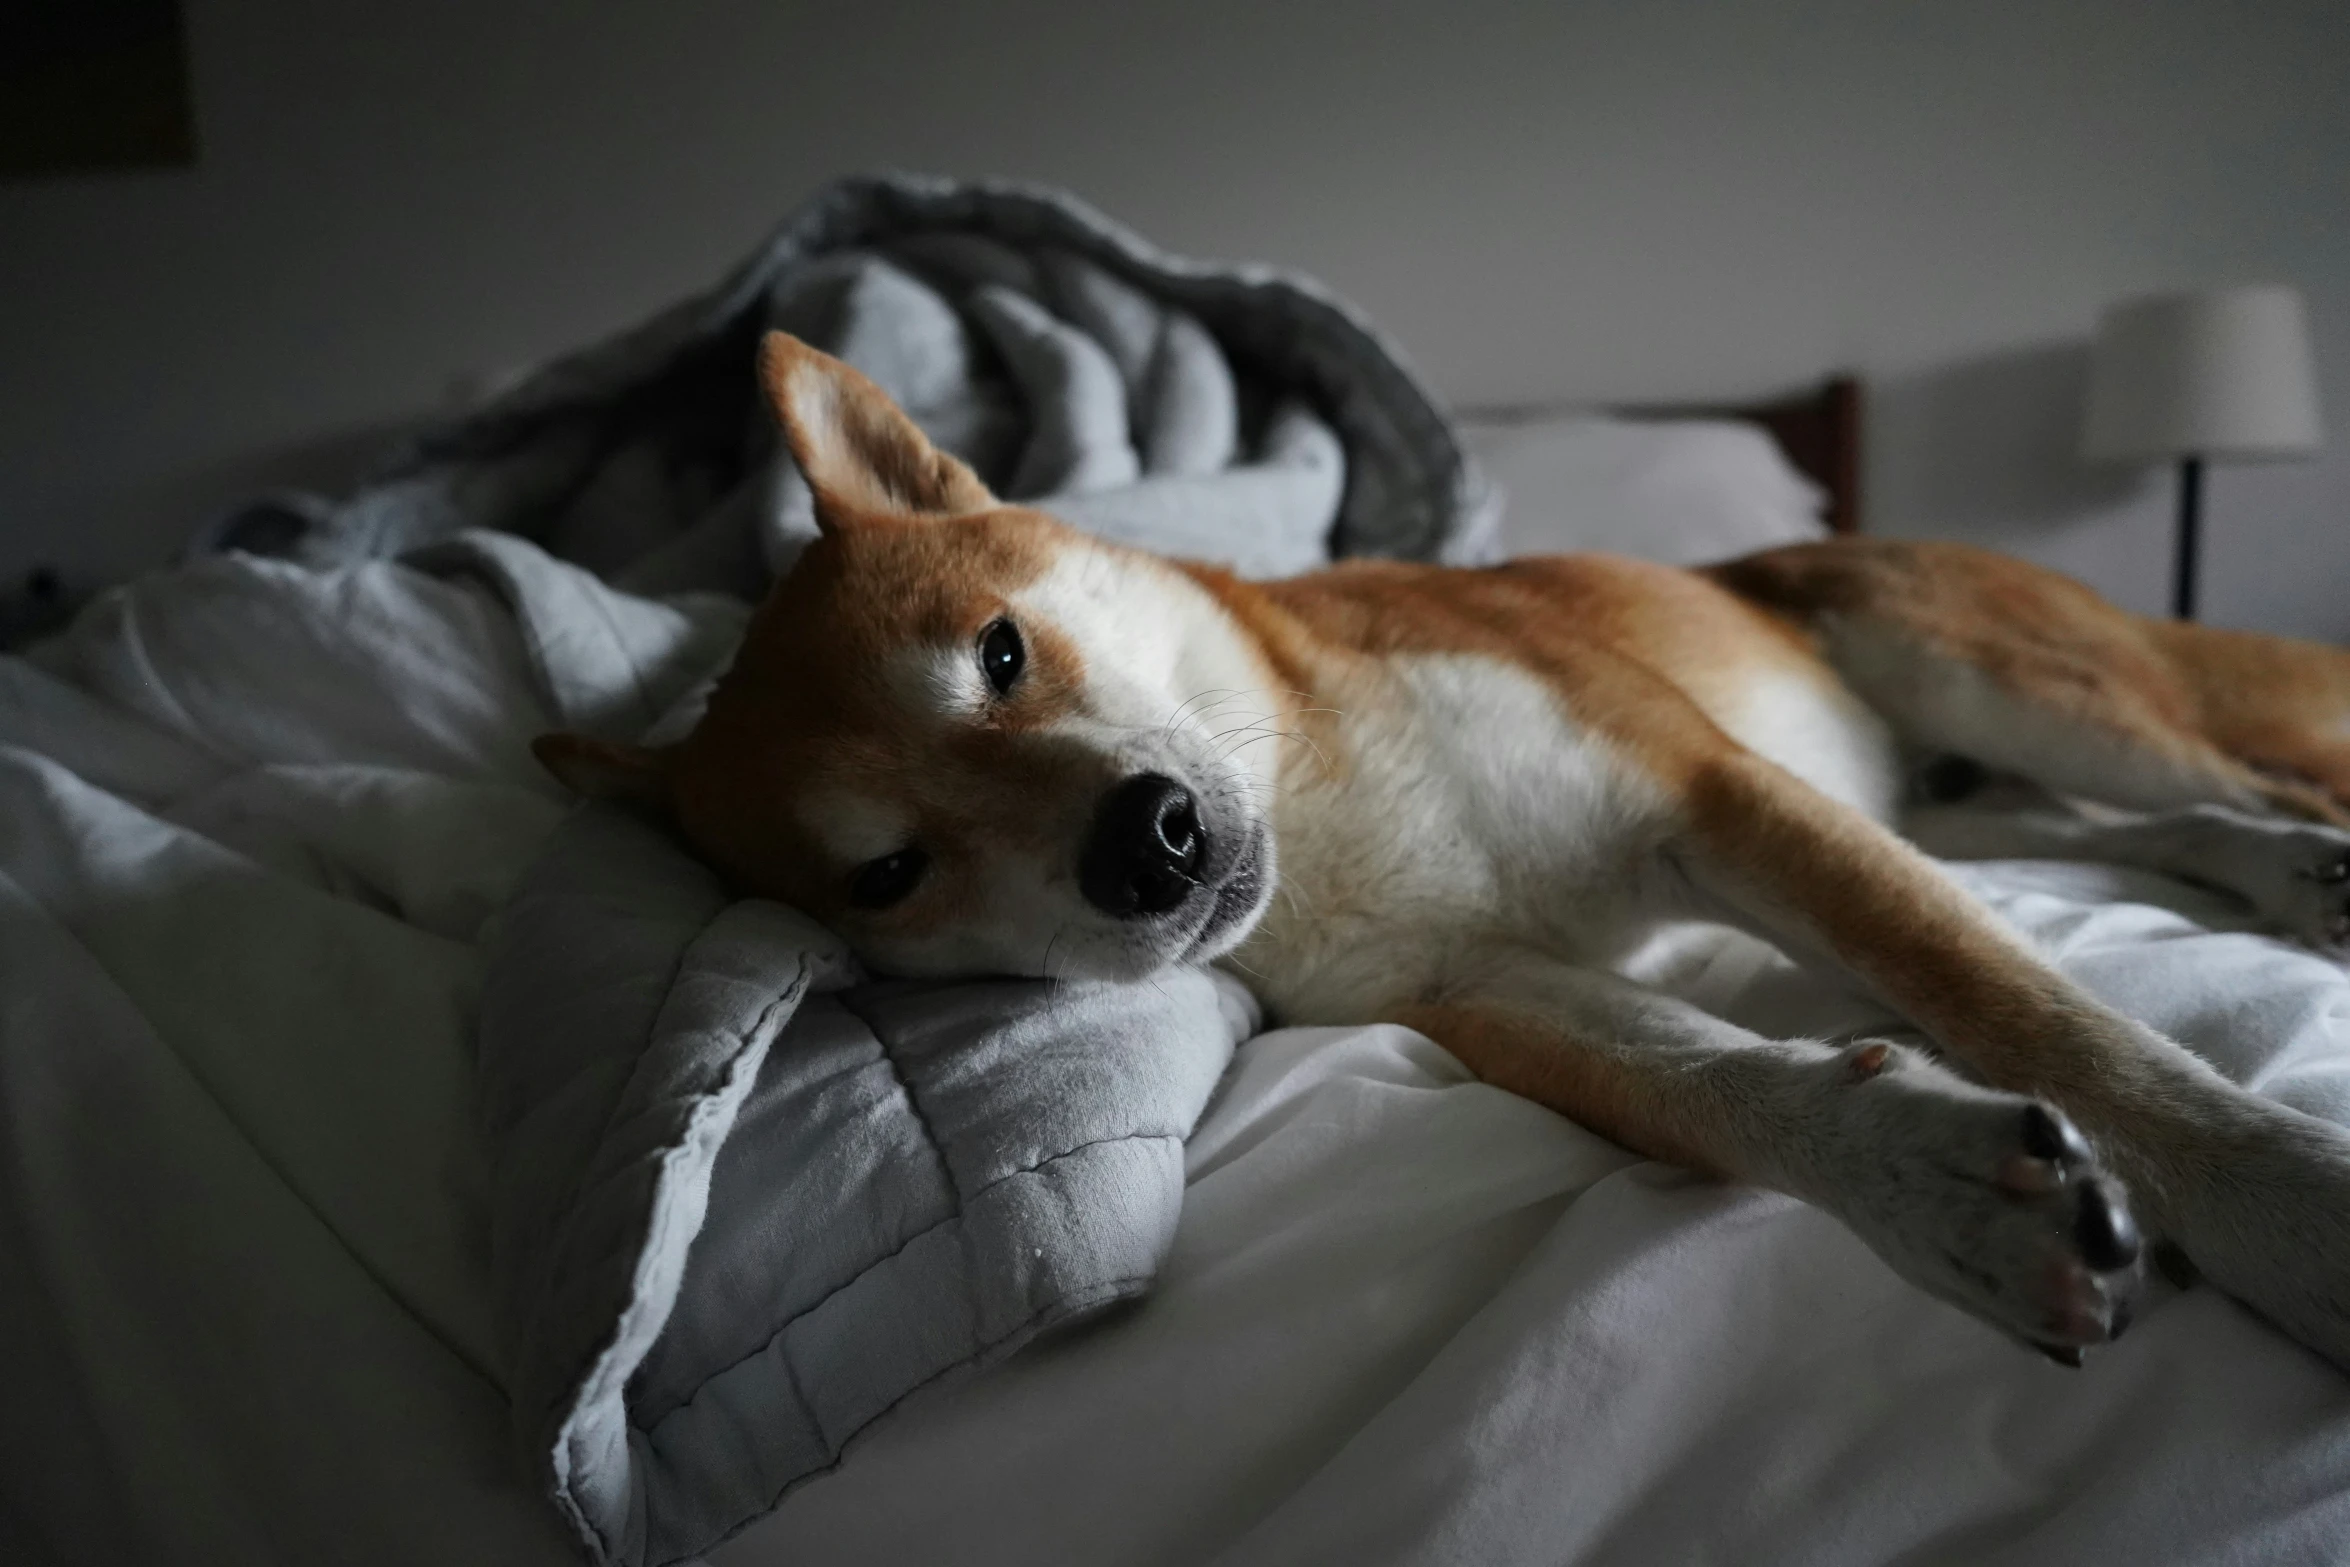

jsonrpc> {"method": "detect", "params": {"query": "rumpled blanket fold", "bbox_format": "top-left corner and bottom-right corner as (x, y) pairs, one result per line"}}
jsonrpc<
(203, 173), (1495, 593)
(176, 176), (1479, 1565)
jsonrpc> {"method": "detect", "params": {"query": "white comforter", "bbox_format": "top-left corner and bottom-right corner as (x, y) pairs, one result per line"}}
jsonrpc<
(6, 552), (2349, 1566)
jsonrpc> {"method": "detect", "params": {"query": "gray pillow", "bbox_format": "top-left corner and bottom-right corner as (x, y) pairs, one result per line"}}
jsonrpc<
(479, 805), (1251, 1565)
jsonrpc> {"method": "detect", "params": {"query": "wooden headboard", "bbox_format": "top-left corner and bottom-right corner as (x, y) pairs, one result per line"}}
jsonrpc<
(1457, 374), (1864, 534)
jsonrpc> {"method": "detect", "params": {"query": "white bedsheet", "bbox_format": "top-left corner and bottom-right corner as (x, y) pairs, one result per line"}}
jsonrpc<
(0, 555), (580, 1565)
(724, 882), (2350, 1567)
(5, 552), (2349, 1566)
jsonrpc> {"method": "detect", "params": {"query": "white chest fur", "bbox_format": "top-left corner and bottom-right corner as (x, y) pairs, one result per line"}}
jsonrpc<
(1232, 652), (1678, 1024)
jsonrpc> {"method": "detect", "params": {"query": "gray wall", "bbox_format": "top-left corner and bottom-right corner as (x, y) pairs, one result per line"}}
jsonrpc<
(5, 0), (2346, 633)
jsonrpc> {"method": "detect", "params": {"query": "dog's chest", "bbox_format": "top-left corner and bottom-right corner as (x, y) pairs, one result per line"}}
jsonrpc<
(1232, 652), (1673, 1022)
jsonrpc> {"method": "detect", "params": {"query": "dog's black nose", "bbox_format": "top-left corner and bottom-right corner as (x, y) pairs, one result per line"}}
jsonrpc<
(1080, 773), (1205, 918)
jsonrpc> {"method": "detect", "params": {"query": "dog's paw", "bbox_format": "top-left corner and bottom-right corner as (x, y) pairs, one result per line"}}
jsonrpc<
(2262, 827), (2350, 953)
(1810, 1041), (2145, 1358)
(2168, 809), (2350, 954)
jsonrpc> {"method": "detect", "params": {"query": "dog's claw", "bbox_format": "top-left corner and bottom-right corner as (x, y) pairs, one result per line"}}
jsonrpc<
(2021, 1103), (2091, 1164)
(2074, 1179), (2141, 1270)
(2032, 1341), (2087, 1369)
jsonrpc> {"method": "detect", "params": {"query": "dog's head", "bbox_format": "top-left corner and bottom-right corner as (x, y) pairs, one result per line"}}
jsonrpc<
(535, 333), (1280, 982)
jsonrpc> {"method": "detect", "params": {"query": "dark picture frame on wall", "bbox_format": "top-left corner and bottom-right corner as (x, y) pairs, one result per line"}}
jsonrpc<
(1, 0), (198, 179)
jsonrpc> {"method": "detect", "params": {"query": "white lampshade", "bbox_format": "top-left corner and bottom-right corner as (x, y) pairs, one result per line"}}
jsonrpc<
(2082, 285), (2324, 463)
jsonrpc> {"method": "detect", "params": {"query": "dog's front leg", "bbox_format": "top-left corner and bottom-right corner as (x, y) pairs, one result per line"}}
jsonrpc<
(1391, 951), (2142, 1360)
(1668, 748), (2350, 1369)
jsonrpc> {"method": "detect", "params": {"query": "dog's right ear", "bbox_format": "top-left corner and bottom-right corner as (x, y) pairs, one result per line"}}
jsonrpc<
(532, 732), (672, 807)
(758, 330), (995, 532)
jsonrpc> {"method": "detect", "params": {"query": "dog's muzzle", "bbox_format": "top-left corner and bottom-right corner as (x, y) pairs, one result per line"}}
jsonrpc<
(1079, 773), (1204, 917)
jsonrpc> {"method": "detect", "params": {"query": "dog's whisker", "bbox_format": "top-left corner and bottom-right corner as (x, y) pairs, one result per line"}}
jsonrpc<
(1207, 721), (1282, 751)
(1166, 688), (1246, 729)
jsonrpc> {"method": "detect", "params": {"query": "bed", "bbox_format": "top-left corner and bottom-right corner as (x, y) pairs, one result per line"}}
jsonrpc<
(7, 181), (2349, 1567)
(710, 378), (2350, 1565)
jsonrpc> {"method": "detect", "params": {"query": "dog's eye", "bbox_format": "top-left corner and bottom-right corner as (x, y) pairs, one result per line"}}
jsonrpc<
(849, 847), (928, 910)
(979, 618), (1024, 696)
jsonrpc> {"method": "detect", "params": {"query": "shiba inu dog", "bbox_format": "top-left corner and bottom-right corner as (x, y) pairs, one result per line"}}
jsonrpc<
(539, 332), (2350, 1371)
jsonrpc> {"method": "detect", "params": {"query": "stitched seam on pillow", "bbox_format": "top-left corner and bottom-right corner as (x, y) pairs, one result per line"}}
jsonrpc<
(634, 1130), (1186, 1439)
(658, 1272), (1159, 1567)
(833, 990), (963, 1208)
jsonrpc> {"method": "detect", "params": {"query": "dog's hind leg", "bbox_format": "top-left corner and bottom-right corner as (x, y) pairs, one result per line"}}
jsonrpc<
(1391, 952), (2143, 1360)
(2148, 616), (2350, 816)
(1828, 617), (2336, 822)
(1728, 542), (2350, 950)
(1712, 540), (2350, 826)
(1905, 790), (2350, 955)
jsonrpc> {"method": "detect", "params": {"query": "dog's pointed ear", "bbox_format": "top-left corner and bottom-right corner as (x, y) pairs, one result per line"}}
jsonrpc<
(758, 331), (995, 532)
(533, 732), (673, 806)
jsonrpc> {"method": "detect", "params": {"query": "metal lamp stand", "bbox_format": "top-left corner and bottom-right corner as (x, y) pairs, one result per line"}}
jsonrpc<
(2171, 455), (2204, 621)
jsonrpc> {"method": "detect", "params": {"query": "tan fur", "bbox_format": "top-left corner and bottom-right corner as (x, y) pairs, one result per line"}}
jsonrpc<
(1713, 540), (2350, 824)
(1387, 998), (1734, 1176)
(539, 334), (2350, 1368)
(760, 333), (997, 521)
(672, 509), (1094, 931)
(1187, 551), (1834, 787)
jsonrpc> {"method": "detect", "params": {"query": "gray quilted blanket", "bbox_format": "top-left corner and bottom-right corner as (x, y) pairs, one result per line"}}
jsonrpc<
(208, 172), (1495, 592)
(193, 176), (1486, 1565)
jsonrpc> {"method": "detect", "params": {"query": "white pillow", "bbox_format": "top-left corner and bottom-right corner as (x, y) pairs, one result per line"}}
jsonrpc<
(1460, 414), (1828, 566)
